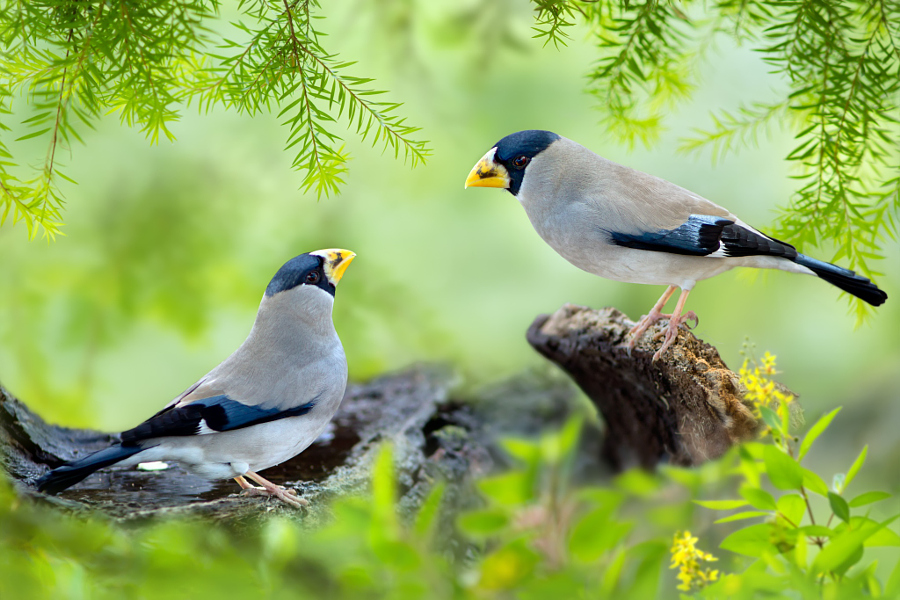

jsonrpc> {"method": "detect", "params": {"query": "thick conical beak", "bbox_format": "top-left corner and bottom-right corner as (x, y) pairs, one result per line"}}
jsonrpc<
(315, 249), (356, 285)
(464, 148), (510, 189)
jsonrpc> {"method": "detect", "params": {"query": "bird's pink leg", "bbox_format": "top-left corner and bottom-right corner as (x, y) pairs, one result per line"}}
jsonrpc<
(238, 471), (308, 508)
(627, 285), (678, 353)
(651, 288), (697, 362)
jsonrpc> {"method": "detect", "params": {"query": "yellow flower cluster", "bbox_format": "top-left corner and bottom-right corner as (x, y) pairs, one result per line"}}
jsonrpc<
(739, 351), (794, 427)
(670, 531), (720, 591)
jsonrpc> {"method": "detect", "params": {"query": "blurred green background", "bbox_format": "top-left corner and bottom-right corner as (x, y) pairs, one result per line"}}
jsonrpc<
(0, 1), (898, 489)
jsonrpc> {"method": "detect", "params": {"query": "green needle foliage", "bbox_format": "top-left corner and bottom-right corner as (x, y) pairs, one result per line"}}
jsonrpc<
(0, 0), (429, 238)
(531, 0), (900, 320)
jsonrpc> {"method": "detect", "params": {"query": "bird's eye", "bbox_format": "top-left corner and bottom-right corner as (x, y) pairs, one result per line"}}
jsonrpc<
(512, 155), (529, 169)
(305, 271), (320, 284)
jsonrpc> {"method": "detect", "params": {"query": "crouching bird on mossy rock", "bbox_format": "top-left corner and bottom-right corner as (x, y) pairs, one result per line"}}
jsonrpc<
(465, 130), (887, 361)
(35, 249), (356, 508)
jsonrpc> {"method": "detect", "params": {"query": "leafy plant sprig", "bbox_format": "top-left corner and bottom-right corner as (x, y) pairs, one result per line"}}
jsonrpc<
(692, 353), (900, 597)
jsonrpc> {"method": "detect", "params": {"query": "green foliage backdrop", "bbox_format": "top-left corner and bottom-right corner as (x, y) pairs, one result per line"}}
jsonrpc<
(0, 2), (899, 598)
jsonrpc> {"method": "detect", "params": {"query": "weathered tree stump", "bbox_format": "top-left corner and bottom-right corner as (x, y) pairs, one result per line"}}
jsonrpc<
(527, 305), (762, 470)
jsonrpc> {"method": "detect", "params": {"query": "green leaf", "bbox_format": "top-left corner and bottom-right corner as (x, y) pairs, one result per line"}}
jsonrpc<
(720, 523), (777, 557)
(659, 465), (702, 489)
(575, 488), (625, 509)
(618, 541), (668, 598)
(798, 407), (840, 460)
(741, 443), (767, 460)
(15, 127), (52, 142)
(556, 415), (583, 458)
(370, 539), (421, 571)
(413, 482), (444, 539)
(758, 405), (783, 433)
(614, 469), (660, 497)
(457, 508), (509, 538)
(844, 445), (868, 490)
(499, 438), (540, 464)
(600, 549), (626, 595)
(828, 492), (851, 523)
(715, 511), (771, 524)
(478, 472), (535, 506)
(812, 518), (890, 573)
(694, 499), (749, 510)
(848, 491), (892, 508)
(799, 525), (834, 538)
(479, 540), (540, 590)
(764, 445), (804, 490)
(371, 442), (397, 533)
(863, 526), (900, 547)
(801, 469), (830, 496)
(886, 552), (900, 596)
(740, 486), (777, 511)
(776, 494), (806, 526)
(569, 508), (633, 562)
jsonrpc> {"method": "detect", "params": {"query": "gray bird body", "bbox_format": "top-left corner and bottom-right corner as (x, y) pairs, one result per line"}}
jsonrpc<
(121, 286), (347, 479)
(36, 249), (355, 502)
(466, 130), (885, 359)
(515, 136), (810, 290)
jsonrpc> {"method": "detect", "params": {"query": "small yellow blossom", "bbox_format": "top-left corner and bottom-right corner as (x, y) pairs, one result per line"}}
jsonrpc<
(739, 352), (793, 439)
(670, 531), (720, 592)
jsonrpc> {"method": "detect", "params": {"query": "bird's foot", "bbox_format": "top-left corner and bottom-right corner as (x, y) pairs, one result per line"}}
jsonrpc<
(239, 485), (307, 508)
(650, 311), (698, 361)
(628, 310), (672, 336)
(626, 311), (672, 355)
(626, 285), (680, 356)
(651, 311), (698, 339)
(235, 472), (308, 508)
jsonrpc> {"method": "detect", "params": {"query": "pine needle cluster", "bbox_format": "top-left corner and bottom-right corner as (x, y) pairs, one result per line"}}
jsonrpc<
(0, 0), (429, 238)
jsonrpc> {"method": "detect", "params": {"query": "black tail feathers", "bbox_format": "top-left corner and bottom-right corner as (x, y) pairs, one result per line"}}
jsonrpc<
(35, 444), (144, 495)
(794, 254), (888, 307)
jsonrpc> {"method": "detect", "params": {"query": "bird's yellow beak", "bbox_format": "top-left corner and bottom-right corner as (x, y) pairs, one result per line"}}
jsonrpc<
(464, 148), (510, 189)
(315, 249), (356, 285)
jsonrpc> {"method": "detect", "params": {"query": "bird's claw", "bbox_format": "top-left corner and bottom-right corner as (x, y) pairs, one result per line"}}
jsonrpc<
(240, 485), (308, 508)
(651, 326), (679, 362)
(626, 311), (671, 354)
(269, 486), (308, 508)
(240, 484), (299, 497)
(650, 311), (697, 361)
(628, 311), (672, 337)
(237, 473), (308, 508)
